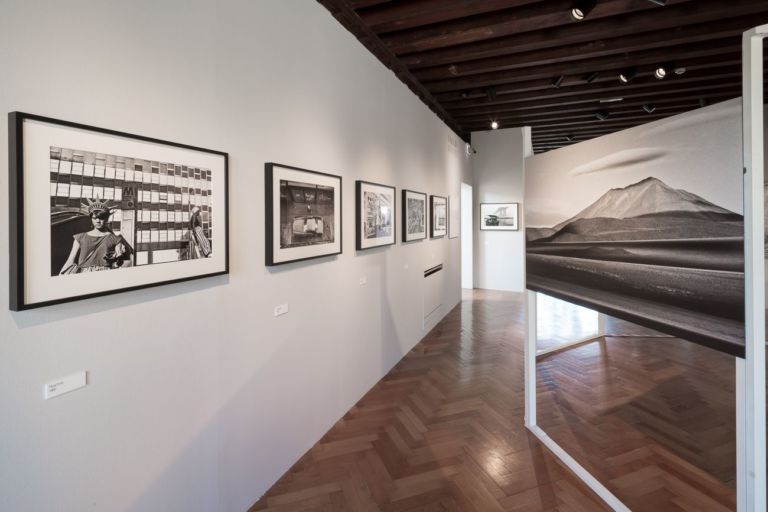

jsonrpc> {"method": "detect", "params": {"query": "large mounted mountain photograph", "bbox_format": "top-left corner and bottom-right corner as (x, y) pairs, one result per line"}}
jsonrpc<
(525, 99), (745, 356)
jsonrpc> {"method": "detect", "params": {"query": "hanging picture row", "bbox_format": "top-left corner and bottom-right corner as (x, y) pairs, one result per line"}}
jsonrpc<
(8, 112), (229, 311)
(356, 180), (396, 250)
(265, 163), (343, 266)
(480, 203), (519, 231)
(402, 189), (427, 242)
(430, 195), (448, 238)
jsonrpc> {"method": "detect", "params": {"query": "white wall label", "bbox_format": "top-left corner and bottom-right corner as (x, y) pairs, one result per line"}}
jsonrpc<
(44, 371), (87, 400)
(274, 304), (289, 317)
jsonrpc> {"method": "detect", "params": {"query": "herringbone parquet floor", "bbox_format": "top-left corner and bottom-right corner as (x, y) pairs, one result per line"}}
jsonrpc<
(250, 290), (736, 511)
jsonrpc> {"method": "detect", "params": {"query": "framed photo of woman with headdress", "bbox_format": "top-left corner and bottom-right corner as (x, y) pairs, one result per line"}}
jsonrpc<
(8, 112), (229, 310)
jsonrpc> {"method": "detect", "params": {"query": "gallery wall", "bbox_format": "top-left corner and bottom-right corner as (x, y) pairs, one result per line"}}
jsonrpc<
(471, 127), (527, 291)
(0, 1), (468, 511)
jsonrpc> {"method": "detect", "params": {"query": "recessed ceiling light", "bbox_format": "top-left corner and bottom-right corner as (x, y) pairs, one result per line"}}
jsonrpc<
(491, 121), (499, 130)
(643, 104), (656, 113)
(618, 68), (636, 84)
(570, 0), (597, 21)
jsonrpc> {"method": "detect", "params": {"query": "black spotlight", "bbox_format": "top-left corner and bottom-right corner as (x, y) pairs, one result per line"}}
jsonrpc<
(618, 68), (636, 84)
(642, 104), (656, 114)
(699, 98), (709, 107)
(552, 75), (565, 88)
(596, 111), (610, 121)
(565, 134), (575, 142)
(583, 71), (599, 83)
(460, 90), (472, 99)
(654, 65), (667, 80)
(570, 0), (598, 21)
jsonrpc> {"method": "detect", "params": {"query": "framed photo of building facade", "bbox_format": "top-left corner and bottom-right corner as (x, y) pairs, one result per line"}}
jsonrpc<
(8, 112), (229, 311)
(402, 189), (427, 242)
(430, 195), (448, 238)
(356, 180), (395, 250)
(265, 163), (342, 265)
(480, 202), (519, 231)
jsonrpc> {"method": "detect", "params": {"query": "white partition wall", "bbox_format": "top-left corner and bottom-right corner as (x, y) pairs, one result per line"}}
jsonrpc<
(523, 25), (768, 512)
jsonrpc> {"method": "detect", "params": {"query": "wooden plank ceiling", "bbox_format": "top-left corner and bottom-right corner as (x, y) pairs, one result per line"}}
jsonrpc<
(317, 0), (768, 153)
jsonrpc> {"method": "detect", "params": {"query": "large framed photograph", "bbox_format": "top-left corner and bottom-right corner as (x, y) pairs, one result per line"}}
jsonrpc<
(430, 195), (448, 238)
(402, 189), (427, 242)
(356, 180), (395, 250)
(265, 163), (342, 265)
(480, 202), (519, 231)
(8, 112), (229, 311)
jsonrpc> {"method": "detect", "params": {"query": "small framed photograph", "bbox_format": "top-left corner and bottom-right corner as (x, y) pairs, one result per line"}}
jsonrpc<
(480, 202), (519, 231)
(356, 180), (395, 250)
(402, 189), (427, 242)
(9, 112), (229, 311)
(265, 162), (342, 265)
(430, 195), (448, 238)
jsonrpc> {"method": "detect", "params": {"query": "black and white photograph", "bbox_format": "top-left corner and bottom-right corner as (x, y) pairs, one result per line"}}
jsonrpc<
(356, 181), (395, 250)
(50, 147), (215, 278)
(480, 203), (519, 231)
(525, 100), (744, 356)
(8, 112), (229, 311)
(265, 163), (342, 265)
(402, 189), (427, 242)
(430, 195), (447, 238)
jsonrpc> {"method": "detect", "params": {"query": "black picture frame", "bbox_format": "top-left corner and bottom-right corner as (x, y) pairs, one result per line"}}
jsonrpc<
(8, 111), (229, 311)
(355, 180), (396, 251)
(429, 194), (448, 239)
(265, 162), (342, 266)
(480, 202), (520, 231)
(402, 189), (427, 243)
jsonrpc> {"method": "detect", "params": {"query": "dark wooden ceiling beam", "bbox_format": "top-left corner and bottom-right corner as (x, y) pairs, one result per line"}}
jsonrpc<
(453, 81), (741, 120)
(357, 0), (543, 34)
(413, 17), (763, 82)
(400, 0), (768, 69)
(424, 40), (740, 93)
(443, 71), (743, 113)
(434, 61), (747, 103)
(317, 0), (469, 141)
(381, 0), (690, 54)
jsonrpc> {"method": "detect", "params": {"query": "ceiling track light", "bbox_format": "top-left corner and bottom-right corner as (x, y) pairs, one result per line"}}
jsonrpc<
(647, 0), (667, 5)
(674, 66), (687, 76)
(583, 71), (599, 83)
(491, 120), (499, 130)
(618, 68), (636, 84)
(460, 89), (472, 99)
(486, 87), (497, 102)
(565, 134), (575, 142)
(642, 104), (656, 114)
(595, 111), (610, 121)
(570, 0), (597, 21)
(552, 75), (565, 88)
(699, 98), (709, 107)
(654, 66), (667, 80)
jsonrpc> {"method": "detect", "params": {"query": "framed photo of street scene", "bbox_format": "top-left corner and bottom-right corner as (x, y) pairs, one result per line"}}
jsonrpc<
(430, 195), (448, 238)
(265, 162), (342, 266)
(402, 189), (427, 242)
(356, 180), (395, 250)
(480, 203), (519, 231)
(8, 112), (229, 311)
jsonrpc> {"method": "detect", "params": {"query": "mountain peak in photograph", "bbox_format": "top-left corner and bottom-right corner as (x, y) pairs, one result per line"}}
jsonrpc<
(553, 176), (734, 231)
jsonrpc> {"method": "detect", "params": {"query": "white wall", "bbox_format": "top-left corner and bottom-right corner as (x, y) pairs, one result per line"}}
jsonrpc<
(0, 2), (468, 511)
(461, 183), (473, 288)
(471, 128), (526, 291)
